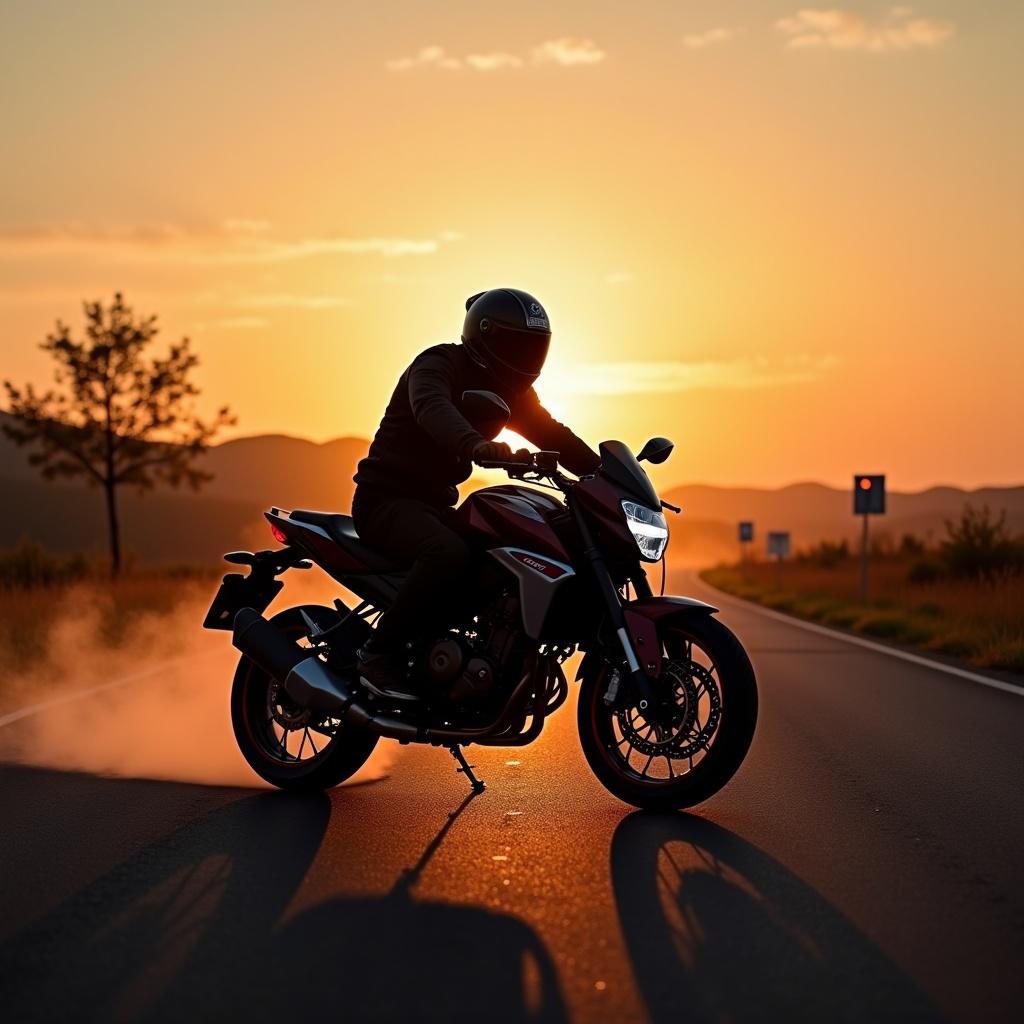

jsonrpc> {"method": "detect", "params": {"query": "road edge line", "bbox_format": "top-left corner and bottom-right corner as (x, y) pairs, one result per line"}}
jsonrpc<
(696, 574), (1024, 698)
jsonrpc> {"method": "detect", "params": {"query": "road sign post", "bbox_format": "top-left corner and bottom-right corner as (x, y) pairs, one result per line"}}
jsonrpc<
(854, 475), (886, 603)
(767, 531), (790, 589)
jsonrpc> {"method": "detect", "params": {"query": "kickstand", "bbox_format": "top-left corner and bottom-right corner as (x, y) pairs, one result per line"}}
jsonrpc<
(447, 744), (485, 793)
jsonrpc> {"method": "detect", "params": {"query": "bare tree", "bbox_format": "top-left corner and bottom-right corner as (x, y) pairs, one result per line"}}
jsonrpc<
(3, 293), (235, 576)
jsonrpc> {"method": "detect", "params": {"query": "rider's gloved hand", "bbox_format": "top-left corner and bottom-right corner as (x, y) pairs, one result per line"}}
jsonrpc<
(472, 440), (513, 465)
(512, 448), (532, 464)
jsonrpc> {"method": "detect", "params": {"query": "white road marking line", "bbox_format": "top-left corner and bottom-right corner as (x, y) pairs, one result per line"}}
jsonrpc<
(697, 577), (1024, 698)
(0, 651), (222, 729)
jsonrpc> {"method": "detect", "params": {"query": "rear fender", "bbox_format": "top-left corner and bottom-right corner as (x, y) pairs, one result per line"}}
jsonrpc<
(575, 595), (717, 683)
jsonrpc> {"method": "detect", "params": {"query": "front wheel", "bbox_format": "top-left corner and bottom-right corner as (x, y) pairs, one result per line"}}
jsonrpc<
(578, 615), (757, 811)
(231, 604), (379, 791)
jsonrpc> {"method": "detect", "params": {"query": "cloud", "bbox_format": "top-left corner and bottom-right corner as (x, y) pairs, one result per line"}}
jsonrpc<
(192, 316), (268, 331)
(776, 8), (955, 52)
(683, 28), (735, 49)
(465, 52), (524, 71)
(0, 222), (463, 264)
(387, 39), (605, 72)
(211, 236), (450, 262)
(386, 45), (462, 71)
(0, 222), (190, 247)
(553, 356), (839, 395)
(531, 37), (606, 66)
(232, 292), (350, 310)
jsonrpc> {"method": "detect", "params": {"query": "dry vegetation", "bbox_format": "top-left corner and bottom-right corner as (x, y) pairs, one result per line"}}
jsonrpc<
(702, 550), (1024, 674)
(0, 541), (221, 707)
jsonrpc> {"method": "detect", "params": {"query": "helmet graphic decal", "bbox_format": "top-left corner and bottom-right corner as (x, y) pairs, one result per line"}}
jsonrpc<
(526, 301), (548, 329)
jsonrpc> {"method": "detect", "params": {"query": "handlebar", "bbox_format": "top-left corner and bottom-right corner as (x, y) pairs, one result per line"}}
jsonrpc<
(476, 450), (569, 488)
(476, 450), (560, 473)
(478, 445), (682, 514)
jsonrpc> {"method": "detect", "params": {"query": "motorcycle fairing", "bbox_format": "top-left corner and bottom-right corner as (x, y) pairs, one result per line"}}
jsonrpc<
(598, 439), (661, 508)
(489, 547), (575, 638)
(458, 485), (571, 562)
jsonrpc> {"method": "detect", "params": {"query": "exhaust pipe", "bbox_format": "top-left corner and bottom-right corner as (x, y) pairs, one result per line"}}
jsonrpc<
(232, 609), (543, 746)
(233, 607), (307, 680)
(231, 608), (419, 742)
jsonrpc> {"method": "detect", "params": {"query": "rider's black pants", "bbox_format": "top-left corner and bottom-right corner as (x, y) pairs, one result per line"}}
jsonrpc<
(351, 487), (472, 653)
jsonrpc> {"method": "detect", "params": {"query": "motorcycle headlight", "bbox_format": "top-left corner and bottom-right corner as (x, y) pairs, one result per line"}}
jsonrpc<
(621, 500), (669, 562)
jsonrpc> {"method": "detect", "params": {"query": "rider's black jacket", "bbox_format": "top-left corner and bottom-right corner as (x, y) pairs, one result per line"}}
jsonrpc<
(354, 343), (600, 506)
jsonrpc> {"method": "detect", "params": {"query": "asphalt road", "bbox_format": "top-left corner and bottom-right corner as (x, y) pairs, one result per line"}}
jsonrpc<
(1, 574), (1022, 1023)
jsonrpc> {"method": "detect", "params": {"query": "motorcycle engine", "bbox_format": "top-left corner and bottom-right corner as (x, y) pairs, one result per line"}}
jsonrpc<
(424, 591), (525, 705)
(425, 636), (494, 703)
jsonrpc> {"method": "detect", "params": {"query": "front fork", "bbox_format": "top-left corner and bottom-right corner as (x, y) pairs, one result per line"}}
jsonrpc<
(572, 502), (660, 713)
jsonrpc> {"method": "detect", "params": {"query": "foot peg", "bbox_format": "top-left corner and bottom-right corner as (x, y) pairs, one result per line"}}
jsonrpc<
(447, 744), (485, 793)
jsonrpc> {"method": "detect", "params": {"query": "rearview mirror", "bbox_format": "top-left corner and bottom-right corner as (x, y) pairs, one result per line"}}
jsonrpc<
(461, 389), (511, 441)
(637, 436), (674, 465)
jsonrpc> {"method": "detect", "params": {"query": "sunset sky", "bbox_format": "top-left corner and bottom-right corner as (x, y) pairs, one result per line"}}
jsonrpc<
(2, 1), (1021, 490)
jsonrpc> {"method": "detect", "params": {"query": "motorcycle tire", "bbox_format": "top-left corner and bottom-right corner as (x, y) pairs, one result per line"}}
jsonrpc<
(231, 604), (379, 791)
(578, 614), (757, 811)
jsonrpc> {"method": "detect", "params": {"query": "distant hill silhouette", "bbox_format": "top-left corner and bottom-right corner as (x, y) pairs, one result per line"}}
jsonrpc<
(661, 481), (1024, 564)
(0, 414), (368, 565)
(2, 414), (1021, 567)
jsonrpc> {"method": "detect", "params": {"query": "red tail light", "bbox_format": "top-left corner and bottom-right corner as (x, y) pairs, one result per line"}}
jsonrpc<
(270, 523), (288, 544)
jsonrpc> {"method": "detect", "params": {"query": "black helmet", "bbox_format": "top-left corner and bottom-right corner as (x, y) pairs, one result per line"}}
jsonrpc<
(461, 288), (551, 389)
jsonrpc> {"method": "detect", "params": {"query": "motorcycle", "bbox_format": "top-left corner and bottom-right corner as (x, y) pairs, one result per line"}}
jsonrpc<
(203, 390), (757, 810)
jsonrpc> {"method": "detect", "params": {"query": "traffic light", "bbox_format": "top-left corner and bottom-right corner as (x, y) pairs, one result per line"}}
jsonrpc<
(854, 475), (886, 515)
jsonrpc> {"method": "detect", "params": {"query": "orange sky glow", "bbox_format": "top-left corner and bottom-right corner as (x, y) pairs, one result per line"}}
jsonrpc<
(2, 1), (1021, 490)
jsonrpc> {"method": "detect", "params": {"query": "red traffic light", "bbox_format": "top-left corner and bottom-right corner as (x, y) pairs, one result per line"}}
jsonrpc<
(854, 474), (886, 514)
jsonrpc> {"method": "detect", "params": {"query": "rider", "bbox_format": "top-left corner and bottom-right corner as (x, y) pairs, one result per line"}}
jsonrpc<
(352, 288), (601, 700)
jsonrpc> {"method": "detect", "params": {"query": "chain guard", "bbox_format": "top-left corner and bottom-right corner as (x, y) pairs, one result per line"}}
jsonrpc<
(616, 658), (722, 760)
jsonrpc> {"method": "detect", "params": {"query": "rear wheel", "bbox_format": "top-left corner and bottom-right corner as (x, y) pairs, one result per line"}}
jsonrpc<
(578, 615), (757, 811)
(230, 605), (379, 791)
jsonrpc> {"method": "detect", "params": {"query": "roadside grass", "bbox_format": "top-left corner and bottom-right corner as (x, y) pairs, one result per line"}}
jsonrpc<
(700, 559), (1024, 674)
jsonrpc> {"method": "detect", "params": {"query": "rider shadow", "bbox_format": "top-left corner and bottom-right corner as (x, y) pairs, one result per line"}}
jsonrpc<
(0, 779), (567, 1023)
(610, 812), (939, 1023)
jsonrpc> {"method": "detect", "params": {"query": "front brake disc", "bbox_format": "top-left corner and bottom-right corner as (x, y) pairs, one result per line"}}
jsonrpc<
(616, 659), (721, 760)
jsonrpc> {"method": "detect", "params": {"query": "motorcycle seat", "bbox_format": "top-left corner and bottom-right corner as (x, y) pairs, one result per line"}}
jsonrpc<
(289, 510), (405, 572)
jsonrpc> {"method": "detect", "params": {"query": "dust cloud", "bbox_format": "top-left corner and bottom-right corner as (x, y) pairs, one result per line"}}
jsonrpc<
(0, 573), (398, 788)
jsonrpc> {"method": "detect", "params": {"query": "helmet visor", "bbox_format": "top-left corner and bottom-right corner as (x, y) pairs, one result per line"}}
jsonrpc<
(488, 322), (551, 377)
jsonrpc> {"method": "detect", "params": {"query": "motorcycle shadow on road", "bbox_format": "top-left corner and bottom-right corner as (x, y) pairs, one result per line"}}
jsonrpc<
(610, 812), (938, 1023)
(0, 779), (566, 1023)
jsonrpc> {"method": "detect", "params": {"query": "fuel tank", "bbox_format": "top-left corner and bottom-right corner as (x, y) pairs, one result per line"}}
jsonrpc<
(456, 485), (571, 562)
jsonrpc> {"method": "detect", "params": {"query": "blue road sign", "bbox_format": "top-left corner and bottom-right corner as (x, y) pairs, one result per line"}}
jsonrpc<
(767, 531), (791, 558)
